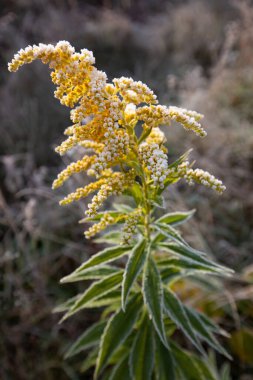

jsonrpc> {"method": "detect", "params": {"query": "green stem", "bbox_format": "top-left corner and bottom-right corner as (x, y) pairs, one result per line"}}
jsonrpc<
(143, 174), (151, 243)
(128, 124), (152, 243)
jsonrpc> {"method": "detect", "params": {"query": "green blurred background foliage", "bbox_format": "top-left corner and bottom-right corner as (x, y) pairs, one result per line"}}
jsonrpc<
(0, 0), (253, 379)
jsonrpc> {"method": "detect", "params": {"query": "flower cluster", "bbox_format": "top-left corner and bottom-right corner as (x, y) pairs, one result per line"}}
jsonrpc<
(60, 177), (109, 206)
(136, 104), (205, 137)
(113, 77), (158, 105)
(90, 130), (130, 176)
(168, 106), (206, 137)
(52, 155), (96, 189)
(8, 41), (225, 237)
(122, 208), (142, 245)
(168, 161), (226, 193)
(146, 127), (166, 145)
(139, 143), (168, 188)
(84, 213), (115, 239)
(86, 170), (135, 217)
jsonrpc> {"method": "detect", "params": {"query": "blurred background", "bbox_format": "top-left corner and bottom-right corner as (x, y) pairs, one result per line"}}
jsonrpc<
(0, 0), (253, 379)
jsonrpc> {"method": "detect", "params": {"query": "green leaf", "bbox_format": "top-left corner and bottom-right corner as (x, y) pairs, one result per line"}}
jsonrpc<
(65, 320), (107, 358)
(113, 203), (133, 213)
(138, 125), (152, 144)
(61, 265), (119, 283)
(127, 160), (145, 178)
(193, 357), (218, 380)
(122, 238), (147, 310)
(95, 231), (124, 245)
(163, 288), (204, 354)
(156, 210), (195, 226)
(57, 290), (121, 313)
(158, 242), (233, 275)
(160, 266), (182, 283)
(126, 182), (143, 206)
(185, 307), (231, 359)
(53, 294), (80, 313)
(108, 338), (132, 365)
(74, 245), (131, 273)
(109, 355), (131, 380)
(154, 223), (188, 246)
(155, 333), (175, 380)
(168, 149), (193, 170)
(86, 289), (121, 309)
(157, 149), (192, 195)
(62, 271), (123, 321)
(196, 312), (228, 337)
(157, 257), (223, 275)
(143, 255), (169, 349)
(220, 363), (231, 380)
(95, 293), (141, 378)
(80, 348), (98, 373)
(171, 342), (206, 380)
(150, 194), (165, 209)
(129, 315), (154, 380)
(157, 177), (179, 194)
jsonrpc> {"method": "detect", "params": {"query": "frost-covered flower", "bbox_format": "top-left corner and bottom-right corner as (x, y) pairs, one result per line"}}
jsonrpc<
(168, 161), (226, 193)
(122, 208), (142, 245)
(8, 41), (224, 234)
(85, 213), (115, 239)
(139, 143), (168, 188)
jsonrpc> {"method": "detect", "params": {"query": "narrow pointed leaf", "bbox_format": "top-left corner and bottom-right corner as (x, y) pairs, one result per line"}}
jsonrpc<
(171, 342), (206, 380)
(108, 339), (132, 365)
(61, 265), (119, 283)
(62, 271), (123, 321)
(171, 342), (217, 380)
(95, 231), (123, 245)
(109, 356), (131, 380)
(195, 310), (228, 337)
(95, 293), (141, 378)
(159, 242), (233, 275)
(138, 125), (152, 144)
(154, 223), (188, 246)
(75, 245), (131, 273)
(53, 294), (80, 313)
(185, 307), (231, 359)
(122, 238), (147, 310)
(194, 357), (219, 380)
(143, 255), (169, 349)
(127, 182), (143, 206)
(65, 320), (107, 358)
(151, 194), (165, 209)
(163, 288), (204, 354)
(129, 316), (154, 380)
(156, 210), (195, 226)
(113, 204), (133, 213)
(80, 348), (98, 373)
(160, 266), (182, 283)
(155, 333), (175, 380)
(158, 149), (192, 194)
(86, 290), (121, 309)
(157, 257), (223, 274)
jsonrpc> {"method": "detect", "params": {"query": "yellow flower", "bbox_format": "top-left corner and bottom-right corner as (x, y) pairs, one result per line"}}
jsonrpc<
(8, 41), (224, 227)
(124, 103), (137, 126)
(52, 155), (96, 189)
(85, 213), (116, 239)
